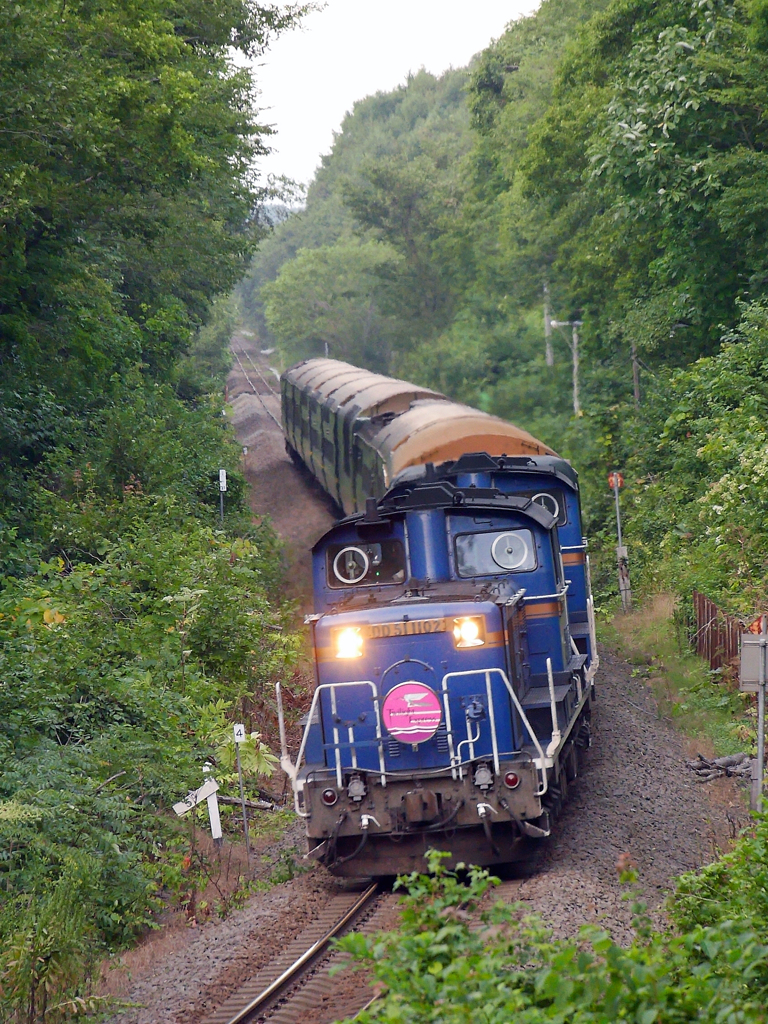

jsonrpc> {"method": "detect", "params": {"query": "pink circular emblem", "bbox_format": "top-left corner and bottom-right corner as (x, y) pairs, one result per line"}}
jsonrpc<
(381, 681), (442, 744)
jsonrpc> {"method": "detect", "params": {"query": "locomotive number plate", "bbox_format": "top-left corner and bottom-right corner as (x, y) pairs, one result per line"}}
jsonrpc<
(366, 618), (447, 639)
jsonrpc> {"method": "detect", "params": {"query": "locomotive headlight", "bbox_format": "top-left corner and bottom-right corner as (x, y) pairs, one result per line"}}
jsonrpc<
(332, 625), (364, 659)
(453, 616), (485, 649)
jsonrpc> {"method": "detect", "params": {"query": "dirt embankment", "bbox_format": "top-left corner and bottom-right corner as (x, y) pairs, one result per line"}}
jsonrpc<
(227, 330), (336, 605)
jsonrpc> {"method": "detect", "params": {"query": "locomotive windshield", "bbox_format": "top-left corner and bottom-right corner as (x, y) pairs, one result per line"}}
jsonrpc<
(326, 540), (406, 589)
(455, 528), (537, 577)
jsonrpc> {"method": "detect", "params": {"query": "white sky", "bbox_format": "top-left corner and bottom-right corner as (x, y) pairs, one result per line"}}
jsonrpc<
(253, 0), (540, 186)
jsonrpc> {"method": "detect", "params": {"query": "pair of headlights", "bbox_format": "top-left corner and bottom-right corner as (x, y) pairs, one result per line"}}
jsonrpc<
(332, 616), (486, 659)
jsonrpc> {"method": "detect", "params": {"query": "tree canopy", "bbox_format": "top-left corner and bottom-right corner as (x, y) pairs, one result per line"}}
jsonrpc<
(1, 0), (303, 502)
(241, 0), (768, 613)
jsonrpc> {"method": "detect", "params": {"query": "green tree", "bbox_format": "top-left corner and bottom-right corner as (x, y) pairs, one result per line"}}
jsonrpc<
(0, 0), (304, 500)
(239, 67), (473, 359)
(262, 239), (401, 369)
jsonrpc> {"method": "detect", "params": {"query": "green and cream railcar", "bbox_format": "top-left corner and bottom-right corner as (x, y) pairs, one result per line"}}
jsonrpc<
(281, 358), (557, 516)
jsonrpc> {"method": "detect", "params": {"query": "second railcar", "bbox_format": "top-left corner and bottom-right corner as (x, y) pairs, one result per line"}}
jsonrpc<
(281, 358), (556, 517)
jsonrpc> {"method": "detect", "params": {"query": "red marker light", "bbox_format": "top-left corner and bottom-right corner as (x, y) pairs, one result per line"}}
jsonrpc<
(321, 788), (338, 806)
(503, 771), (521, 790)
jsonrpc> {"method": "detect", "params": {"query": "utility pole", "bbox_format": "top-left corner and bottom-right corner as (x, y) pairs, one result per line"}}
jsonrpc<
(551, 319), (583, 417)
(543, 281), (554, 367)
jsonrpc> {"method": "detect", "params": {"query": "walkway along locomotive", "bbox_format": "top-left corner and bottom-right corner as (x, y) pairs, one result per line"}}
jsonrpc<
(277, 359), (598, 876)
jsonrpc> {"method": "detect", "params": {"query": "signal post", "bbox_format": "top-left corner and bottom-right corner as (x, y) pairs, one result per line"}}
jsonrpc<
(609, 471), (632, 613)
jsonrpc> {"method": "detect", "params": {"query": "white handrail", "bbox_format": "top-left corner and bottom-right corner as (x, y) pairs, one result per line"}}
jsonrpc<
(442, 668), (549, 796)
(545, 658), (562, 757)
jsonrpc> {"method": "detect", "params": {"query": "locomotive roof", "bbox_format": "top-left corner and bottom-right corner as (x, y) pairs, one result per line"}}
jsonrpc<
(312, 482), (556, 553)
(373, 400), (557, 478)
(282, 358), (445, 417)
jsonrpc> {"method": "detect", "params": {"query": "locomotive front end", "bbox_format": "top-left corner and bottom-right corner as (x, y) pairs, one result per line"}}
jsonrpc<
(299, 597), (546, 874)
(281, 480), (589, 877)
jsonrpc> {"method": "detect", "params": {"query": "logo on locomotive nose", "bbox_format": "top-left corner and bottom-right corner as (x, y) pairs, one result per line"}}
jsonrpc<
(382, 681), (442, 744)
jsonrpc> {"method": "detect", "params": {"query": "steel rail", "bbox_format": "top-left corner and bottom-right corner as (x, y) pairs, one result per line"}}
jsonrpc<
(235, 343), (280, 397)
(230, 348), (283, 430)
(222, 882), (379, 1024)
(232, 343), (280, 398)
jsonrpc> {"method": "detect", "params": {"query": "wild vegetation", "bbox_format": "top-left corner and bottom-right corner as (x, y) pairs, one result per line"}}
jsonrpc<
(240, 0), (768, 617)
(0, 0), (305, 1018)
(339, 849), (768, 1022)
(4, 0), (768, 1016)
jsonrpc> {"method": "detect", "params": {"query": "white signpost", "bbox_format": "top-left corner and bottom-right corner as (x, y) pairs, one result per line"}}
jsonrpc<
(234, 724), (251, 861)
(218, 469), (227, 525)
(173, 778), (223, 846)
(740, 631), (768, 811)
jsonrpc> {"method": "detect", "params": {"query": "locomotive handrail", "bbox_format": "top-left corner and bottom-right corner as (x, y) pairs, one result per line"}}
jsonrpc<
(545, 658), (562, 757)
(453, 719), (482, 766)
(585, 553), (600, 683)
(522, 584), (570, 602)
(285, 664), (594, 813)
(441, 667), (549, 796)
(285, 679), (386, 817)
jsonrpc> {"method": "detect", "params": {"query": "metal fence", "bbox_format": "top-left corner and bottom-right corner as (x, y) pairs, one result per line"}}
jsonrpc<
(692, 590), (745, 675)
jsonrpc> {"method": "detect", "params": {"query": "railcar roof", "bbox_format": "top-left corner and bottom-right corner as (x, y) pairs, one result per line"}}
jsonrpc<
(282, 358), (444, 416)
(373, 400), (557, 476)
(391, 453), (578, 491)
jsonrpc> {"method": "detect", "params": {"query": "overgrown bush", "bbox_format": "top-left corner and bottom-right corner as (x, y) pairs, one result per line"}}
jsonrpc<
(0, 361), (299, 1020)
(339, 851), (768, 1023)
(0, 496), (298, 1017)
(625, 301), (768, 615)
(673, 812), (768, 934)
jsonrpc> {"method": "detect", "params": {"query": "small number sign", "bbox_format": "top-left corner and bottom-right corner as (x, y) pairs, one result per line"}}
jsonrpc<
(233, 723), (246, 743)
(219, 469), (228, 492)
(608, 471), (624, 490)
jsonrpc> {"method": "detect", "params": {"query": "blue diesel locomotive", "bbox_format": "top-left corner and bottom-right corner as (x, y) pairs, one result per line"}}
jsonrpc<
(278, 361), (597, 876)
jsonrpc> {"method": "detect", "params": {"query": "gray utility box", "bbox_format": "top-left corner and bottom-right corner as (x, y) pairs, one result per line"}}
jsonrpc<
(740, 634), (768, 694)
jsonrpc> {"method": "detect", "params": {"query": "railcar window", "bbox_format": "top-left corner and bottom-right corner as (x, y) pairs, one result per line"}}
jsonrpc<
(326, 540), (406, 589)
(455, 529), (537, 577)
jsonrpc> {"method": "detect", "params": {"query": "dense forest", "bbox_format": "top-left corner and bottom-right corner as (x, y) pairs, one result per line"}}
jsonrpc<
(0, 1), (304, 1018)
(4, 0), (768, 1018)
(241, 0), (768, 617)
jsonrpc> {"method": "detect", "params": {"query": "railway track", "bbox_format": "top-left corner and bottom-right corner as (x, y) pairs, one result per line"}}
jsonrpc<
(202, 883), (396, 1024)
(230, 345), (282, 429)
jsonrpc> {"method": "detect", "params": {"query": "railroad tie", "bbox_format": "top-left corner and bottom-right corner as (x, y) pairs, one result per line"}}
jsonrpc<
(200, 890), (380, 1024)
